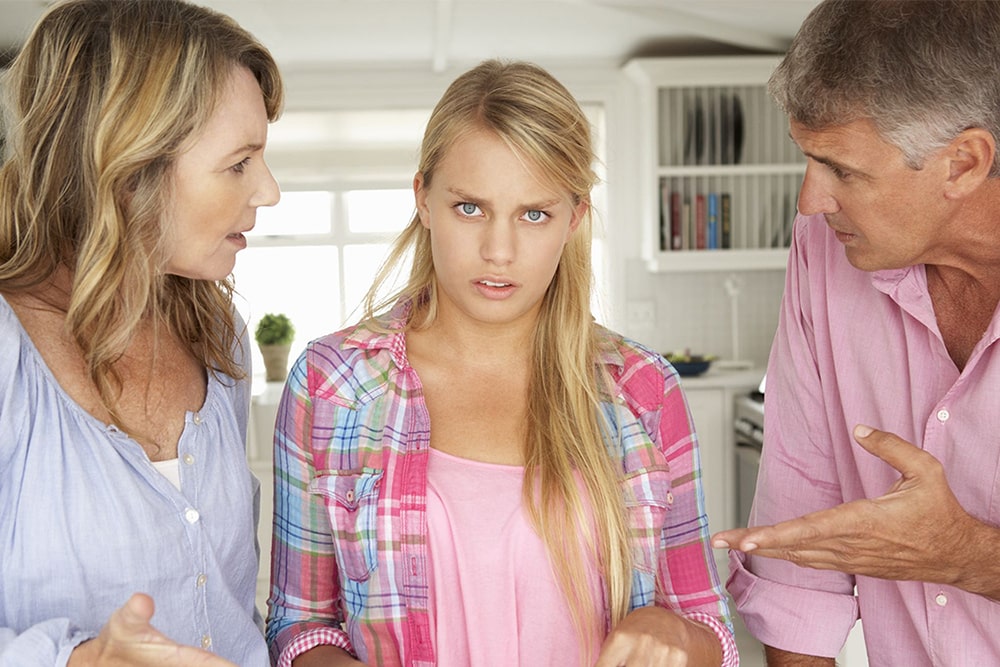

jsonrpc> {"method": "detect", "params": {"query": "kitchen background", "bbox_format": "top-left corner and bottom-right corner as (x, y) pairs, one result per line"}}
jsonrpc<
(2, 1), (871, 664)
(0, 0), (817, 370)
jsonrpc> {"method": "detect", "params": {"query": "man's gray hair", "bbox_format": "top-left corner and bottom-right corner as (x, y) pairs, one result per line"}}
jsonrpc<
(769, 0), (1000, 176)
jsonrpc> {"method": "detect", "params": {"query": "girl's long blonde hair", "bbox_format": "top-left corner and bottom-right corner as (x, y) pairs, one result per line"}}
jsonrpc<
(364, 59), (632, 638)
(0, 0), (283, 429)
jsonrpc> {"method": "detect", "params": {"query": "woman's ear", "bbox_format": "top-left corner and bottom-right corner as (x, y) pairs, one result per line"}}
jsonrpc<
(413, 172), (430, 229)
(943, 128), (995, 199)
(568, 197), (590, 233)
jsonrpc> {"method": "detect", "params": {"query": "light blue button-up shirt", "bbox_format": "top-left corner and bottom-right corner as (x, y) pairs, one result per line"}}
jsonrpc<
(0, 295), (267, 666)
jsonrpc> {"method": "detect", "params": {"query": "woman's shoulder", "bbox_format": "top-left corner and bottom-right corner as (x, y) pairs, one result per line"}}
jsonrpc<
(300, 318), (401, 406)
(0, 293), (32, 369)
(595, 325), (675, 410)
(596, 325), (671, 376)
(307, 318), (395, 362)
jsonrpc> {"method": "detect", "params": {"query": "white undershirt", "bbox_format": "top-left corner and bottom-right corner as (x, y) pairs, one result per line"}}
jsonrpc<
(150, 457), (181, 491)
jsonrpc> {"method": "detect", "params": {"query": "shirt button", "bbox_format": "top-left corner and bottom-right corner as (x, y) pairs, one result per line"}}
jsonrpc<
(666, 492), (675, 504)
(183, 453), (195, 465)
(937, 409), (950, 422)
(184, 508), (200, 524)
(345, 490), (355, 503)
(935, 593), (948, 606)
(201, 634), (212, 649)
(196, 573), (207, 587)
(193, 413), (203, 426)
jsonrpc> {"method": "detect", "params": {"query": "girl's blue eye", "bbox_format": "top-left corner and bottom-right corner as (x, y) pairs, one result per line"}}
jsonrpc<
(457, 202), (481, 216)
(524, 209), (548, 223)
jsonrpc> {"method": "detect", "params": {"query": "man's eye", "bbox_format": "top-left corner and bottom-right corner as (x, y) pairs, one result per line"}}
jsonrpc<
(829, 165), (851, 180)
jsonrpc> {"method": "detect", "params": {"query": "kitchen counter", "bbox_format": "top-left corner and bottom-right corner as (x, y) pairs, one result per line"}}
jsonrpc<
(676, 366), (764, 390)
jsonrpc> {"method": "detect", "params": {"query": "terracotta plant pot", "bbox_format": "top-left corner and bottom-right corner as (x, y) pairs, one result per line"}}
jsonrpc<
(259, 344), (291, 382)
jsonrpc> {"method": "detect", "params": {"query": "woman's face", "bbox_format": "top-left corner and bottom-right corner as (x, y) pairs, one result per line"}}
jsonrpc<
(162, 66), (279, 280)
(414, 128), (585, 330)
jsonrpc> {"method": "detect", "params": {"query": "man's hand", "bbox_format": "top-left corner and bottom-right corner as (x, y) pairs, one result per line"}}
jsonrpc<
(712, 425), (995, 593)
(68, 593), (238, 667)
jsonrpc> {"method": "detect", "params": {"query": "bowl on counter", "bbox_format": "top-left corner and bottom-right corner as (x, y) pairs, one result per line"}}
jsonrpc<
(664, 353), (715, 377)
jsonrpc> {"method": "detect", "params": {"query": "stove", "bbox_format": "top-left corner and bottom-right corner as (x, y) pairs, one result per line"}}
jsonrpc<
(733, 391), (764, 528)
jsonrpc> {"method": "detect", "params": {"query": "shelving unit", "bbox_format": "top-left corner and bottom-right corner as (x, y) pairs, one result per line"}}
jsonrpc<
(624, 56), (805, 272)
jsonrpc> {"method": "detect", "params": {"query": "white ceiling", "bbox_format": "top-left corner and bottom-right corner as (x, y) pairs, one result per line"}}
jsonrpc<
(0, 0), (821, 71)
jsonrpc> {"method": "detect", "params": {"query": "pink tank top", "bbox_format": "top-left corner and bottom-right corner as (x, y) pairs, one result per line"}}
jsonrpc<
(426, 448), (604, 666)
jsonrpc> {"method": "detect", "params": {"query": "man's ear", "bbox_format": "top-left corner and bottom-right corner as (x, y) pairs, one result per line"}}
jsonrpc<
(943, 128), (995, 199)
(413, 172), (430, 228)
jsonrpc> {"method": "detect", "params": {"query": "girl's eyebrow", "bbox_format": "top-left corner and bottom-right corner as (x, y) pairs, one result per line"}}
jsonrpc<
(445, 187), (561, 210)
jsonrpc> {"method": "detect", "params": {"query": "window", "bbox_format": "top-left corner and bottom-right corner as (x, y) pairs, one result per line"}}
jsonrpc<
(234, 106), (608, 384)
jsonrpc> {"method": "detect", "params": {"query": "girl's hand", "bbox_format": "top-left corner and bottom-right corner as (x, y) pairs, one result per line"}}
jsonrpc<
(594, 606), (722, 667)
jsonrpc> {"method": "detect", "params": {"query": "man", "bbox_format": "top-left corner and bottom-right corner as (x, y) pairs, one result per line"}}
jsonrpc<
(710, 1), (1000, 665)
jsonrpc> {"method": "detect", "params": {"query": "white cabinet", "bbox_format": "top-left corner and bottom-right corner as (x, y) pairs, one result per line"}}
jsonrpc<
(684, 389), (729, 532)
(624, 56), (805, 272)
(679, 370), (761, 576)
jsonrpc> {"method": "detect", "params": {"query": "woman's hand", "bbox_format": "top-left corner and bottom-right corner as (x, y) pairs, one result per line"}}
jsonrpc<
(593, 606), (722, 667)
(68, 593), (237, 667)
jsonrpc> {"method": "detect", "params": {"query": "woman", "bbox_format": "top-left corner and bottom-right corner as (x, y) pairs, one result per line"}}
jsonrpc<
(0, 1), (282, 665)
(266, 60), (737, 667)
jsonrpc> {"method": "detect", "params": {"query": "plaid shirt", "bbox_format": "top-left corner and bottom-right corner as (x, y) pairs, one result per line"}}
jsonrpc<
(266, 308), (738, 666)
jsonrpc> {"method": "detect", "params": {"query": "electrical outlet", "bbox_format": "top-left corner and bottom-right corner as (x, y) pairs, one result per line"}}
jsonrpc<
(626, 300), (656, 328)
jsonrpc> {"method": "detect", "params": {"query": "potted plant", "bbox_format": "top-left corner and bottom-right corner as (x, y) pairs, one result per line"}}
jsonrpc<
(254, 313), (295, 382)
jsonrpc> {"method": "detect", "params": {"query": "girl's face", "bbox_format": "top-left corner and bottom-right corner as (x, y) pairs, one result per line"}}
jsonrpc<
(162, 66), (279, 280)
(414, 128), (586, 331)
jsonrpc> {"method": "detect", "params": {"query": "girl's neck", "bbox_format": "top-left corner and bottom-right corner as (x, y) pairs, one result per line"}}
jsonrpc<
(424, 309), (535, 365)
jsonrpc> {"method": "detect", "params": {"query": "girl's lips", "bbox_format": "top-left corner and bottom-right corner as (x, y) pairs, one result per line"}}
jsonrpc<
(474, 279), (516, 299)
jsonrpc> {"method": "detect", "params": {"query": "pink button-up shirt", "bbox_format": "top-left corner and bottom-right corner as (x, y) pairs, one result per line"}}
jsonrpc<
(728, 214), (1000, 665)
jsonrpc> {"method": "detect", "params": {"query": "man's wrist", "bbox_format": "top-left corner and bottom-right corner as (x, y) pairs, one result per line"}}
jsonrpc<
(954, 517), (1000, 600)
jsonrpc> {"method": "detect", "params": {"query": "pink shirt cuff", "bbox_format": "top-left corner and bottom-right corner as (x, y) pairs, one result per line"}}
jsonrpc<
(276, 627), (356, 667)
(683, 611), (739, 667)
(728, 549), (859, 657)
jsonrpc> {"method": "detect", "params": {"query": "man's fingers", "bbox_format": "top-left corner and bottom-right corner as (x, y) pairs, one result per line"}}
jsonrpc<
(853, 424), (925, 476)
(714, 505), (849, 552)
(712, 528), (751, 549)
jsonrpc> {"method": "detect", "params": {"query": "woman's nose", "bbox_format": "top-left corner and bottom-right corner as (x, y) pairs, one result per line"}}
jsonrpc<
(252, 160), (281, 209)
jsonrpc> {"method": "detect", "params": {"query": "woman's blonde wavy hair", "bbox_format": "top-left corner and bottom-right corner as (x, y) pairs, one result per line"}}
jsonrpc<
(0, 0), (283, 428)
(364, 59), (632, 641)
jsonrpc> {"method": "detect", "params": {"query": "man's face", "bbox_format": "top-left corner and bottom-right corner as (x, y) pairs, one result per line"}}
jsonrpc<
(790, 118), (952, 272)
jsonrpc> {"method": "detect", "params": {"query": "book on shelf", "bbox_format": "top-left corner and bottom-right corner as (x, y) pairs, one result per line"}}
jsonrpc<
(682, 200), (692, 251)
(660, 180), (684, 251)
(670, 190), (682, 250)
(720, 192), (732, 249)
(660, 189), (734, 251)
(707, 193), (719, 249)
(694, 194), (706, 250)
(659, 180), (668, 251)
